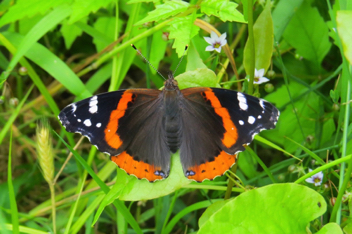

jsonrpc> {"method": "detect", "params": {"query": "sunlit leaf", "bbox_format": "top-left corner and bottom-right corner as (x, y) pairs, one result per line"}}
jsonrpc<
(135, 0), (189, 25)
(200, 0), (245, 23)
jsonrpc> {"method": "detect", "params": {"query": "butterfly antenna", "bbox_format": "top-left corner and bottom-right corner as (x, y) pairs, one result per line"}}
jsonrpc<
(173, 45), (188, 77)
(131, 44), (166, 80)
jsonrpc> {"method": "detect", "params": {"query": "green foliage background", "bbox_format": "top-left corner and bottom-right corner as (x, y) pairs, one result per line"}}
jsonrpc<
(0, 0), (351, 233)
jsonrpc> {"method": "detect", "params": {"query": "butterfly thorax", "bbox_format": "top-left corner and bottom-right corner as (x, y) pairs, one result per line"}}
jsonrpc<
(163, 76), (182, 153)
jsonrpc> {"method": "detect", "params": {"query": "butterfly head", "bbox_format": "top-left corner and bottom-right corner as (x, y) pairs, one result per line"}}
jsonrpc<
(164, 73), (179, 91)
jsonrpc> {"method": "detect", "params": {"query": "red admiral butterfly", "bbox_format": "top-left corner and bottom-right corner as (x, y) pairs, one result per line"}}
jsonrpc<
(58, 48), (279, 182)
(59, 76), (279, 182)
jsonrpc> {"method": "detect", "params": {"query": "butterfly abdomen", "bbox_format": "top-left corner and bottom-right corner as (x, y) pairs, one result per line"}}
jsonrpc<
(163, 88), (182, 153)
(165, 115), (181, 153)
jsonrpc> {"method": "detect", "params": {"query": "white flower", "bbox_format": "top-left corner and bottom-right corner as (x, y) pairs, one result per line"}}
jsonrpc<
(204, 31), (227, 53)
(253, 68), (270, 84)
(305, 169), (324, 186)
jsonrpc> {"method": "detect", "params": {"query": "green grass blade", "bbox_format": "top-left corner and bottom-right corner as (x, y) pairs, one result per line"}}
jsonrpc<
(0, 34), (60, 115)
(294, 154), (352, 185)
(245, 146), (277, 183)
(54, 131), (142, 234)
(162, 199), (221, 234)
(3, 31), (91, 99)
(0, 5), (71, 84)
(0, 85), (34, 145)
(7, 130), (19, 234)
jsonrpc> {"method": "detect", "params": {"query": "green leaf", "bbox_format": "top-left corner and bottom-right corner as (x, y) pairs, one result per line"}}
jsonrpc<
(69, 0), (114, 24)
(186, 43), (207, 71)
(198, 200), (230, 228)
(149, 30), (168, 75)
(175, 68), (220, 89)
(169, 15), (199, 56)
(118, 153), (190, 201)
(92, 16), (122, 51)
(283, 1), (331, 69)
(135, 0), (189, 25)
(343, 222), (352, 234)
(264, 81), (320, 152)
(199, 184), (327, 233)
(200, 0), (245, 23)
(336, 10), (352, 65)
(244, 1), (273, 74)
(0, 0), (72, 27)
(128, 0), (159, 3)
(316, 223), (343, 234)
(272, 0), (304, 41)
(60, 18), (87, 49)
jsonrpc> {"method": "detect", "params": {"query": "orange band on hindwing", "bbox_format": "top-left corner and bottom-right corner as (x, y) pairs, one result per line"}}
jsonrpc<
(111, 151), (164, 181)
(203, 90), (238, 148)
(104, 91), (134, 149)
(186, 151), (237, 182)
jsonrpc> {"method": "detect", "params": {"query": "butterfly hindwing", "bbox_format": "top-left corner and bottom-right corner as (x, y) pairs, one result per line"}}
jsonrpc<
(59, 89), (171, 181)
(179, 88), (279, 182)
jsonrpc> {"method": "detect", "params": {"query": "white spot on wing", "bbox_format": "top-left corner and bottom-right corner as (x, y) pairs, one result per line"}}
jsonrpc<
(237, 92), (248, 111)
(71, 103), (77, 112)
(248, 116), (255, 124)
(239, 120), (244, 125)
(77, 119), (81, 122)
(89, 95), (98, 114)
(83, 119), (92, 127)
(96, 123), (102, 128)
(258, 115), (262, 119)
(259, 99), (265, 113)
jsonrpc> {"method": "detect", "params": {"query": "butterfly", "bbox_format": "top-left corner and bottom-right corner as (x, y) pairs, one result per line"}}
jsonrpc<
(58, 71), (279, 182)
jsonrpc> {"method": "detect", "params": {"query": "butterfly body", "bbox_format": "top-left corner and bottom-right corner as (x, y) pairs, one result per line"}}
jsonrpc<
(59, 74), (279, 182)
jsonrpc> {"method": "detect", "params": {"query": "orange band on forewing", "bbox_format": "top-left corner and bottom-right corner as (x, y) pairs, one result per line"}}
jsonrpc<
(111, 151), (164, 181)
(104, 92), (134, 149)
(204, 91), (238, 148)
(187, 151), (237, 182)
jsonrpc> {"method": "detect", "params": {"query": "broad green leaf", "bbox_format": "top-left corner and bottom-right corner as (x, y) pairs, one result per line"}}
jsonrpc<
(244, 1), (273, 75)
(69, 0), (114, 24)
(93, 16), (122, 52)
(186, 43), (207, 71)
(198, 200), (230, 228)
(316, 223), (343, 234)
(343, 222), (352, 234)
(118, 153), (190, 201)
(149, 30), (168, 75)
(175, 68), (220, 89)
(283, 1), (331, 69)
(0, 5), (72, 84)
(200, 0), (245, 23)
(0, 0), (72, 27)
(3, 31), (91, 100)
(135, 0), (189, 25)
(336, 10), (352, 65)
(169, 15), (199, 56)
(199, 184), (327, 233)
(61, 18), (87, 49)
(272, 0), (304, 41)
(128, 0), (159, 3)
(264, 81), (320, 152)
